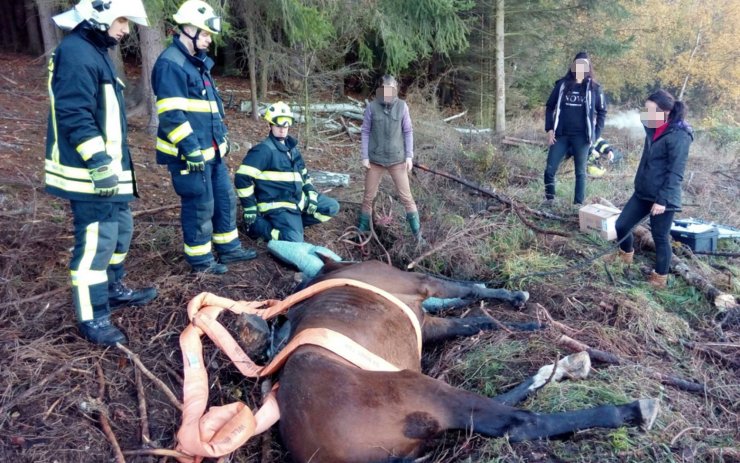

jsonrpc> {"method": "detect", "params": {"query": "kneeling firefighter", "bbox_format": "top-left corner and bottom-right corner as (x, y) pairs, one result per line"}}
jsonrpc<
(235, 102), (340, 242)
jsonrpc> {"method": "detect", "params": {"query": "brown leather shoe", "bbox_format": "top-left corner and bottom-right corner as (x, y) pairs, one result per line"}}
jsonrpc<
(619, 249), (634, 264)
(605, 249), (634, 264)
(647, 271), (668, 289)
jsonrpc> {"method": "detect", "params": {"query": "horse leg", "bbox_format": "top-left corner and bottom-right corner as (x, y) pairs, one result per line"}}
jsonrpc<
(422, 315), (542, 344)
(492, 351), (591, 406)
(418, 275), (529, 308)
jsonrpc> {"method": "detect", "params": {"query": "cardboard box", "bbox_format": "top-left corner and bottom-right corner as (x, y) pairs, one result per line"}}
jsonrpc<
(578, 204), (621, 241)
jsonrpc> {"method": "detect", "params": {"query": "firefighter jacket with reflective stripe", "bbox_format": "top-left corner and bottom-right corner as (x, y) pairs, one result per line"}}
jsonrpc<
(151, 38), (228, 166)
(44, 24), (136, 202)
(235, 134), (317, 214)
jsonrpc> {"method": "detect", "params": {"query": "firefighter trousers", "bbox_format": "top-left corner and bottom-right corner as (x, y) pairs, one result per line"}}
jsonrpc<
(249, 194), (339, 242)
(70, 201), (132, 322)
(168, 160), (240, 267)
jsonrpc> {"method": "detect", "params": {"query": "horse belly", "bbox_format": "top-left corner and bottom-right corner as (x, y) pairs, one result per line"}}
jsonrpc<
(277, 349), (431, 463)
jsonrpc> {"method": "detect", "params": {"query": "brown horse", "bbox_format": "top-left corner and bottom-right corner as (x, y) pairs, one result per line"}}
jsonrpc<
(259, 260), (659, 462)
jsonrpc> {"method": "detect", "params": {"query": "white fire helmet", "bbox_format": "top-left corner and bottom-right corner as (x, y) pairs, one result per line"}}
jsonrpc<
(53, 0), (149, 31)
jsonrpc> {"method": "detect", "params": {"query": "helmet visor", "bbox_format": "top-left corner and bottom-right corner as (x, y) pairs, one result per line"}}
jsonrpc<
(274, 116), (293, 127)
(205, 16), (222, 33)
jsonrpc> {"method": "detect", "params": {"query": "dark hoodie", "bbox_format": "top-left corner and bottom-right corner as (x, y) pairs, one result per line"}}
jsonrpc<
(634, 121), (694, 210)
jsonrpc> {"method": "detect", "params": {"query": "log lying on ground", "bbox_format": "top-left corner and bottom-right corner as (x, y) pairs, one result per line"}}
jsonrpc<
(308, 171), (350, 188)
(633, 226), (737, 309)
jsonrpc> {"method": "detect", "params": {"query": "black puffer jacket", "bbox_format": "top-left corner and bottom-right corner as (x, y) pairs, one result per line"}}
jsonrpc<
(634, 121), (693, 210)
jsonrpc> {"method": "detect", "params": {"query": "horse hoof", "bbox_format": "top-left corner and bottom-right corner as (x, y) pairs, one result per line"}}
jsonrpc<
(513, 291), (529, 308)
(559, 351), (591, 380)
(638, 398), (660, 431)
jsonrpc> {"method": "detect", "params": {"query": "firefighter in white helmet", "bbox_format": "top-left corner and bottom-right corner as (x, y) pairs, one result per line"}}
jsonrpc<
(45, 0), (157, 346)
(151, 1), (257, 274)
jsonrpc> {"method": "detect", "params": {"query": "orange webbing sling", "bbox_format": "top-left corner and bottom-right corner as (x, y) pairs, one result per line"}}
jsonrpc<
(175, 278), (423, 462)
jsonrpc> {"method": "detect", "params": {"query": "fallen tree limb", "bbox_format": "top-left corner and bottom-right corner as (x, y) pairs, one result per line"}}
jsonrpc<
(633, 226), (736, 308)
(132, 204), (179, 218)
(96, 363), (126, 463)
(116, 344), (183, 411)
(557, 335), (622, 365)
(413, 162), (565, 221)
(134, 367), (151, 446)
(512, 205), (572, 237)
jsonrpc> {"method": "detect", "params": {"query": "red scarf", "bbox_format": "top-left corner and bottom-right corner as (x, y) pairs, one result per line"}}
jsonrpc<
(653, 121), (669, 141)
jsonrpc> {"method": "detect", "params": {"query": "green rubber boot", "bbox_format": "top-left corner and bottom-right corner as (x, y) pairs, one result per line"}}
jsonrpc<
(358, 212), (371, 233)
(406, 211), (425, 244)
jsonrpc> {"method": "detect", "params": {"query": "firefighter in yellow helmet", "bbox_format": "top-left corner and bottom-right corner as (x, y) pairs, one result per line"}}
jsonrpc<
(234, 102), (340, 242)
(151, 0), (257, 274)
(45, 0), (157, 346)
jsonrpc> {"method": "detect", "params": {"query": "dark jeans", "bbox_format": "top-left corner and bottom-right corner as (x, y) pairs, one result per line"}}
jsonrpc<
(615, 194), (675, 275)
(544, 133), (590, 204)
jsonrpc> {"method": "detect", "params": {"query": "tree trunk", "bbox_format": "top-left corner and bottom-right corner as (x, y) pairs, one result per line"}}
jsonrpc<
(1, 0), (19, 51)
(24, 1), (43, 55)
(678, 29), (701, 100)
(35, 0), (60, 57)
(494, 0), (506, 135)
(138, 23), (165, 134)
(258, 28), (270, 100)
(245, 18), (259, 121)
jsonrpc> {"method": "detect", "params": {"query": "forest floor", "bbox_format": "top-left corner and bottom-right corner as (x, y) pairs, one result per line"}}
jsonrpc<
(0, 52), (739, 463)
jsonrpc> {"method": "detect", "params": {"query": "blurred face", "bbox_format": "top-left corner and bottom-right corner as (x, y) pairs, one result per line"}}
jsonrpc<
(641, 100), (668, 128)
(107, 18), (130, 42)
(376, 85), (398, 103)
(271, 125), (289, 139)
(570, 58), (590, 81)
(196, 30), (212, 51)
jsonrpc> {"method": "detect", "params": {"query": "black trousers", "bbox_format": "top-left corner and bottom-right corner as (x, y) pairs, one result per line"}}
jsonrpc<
(615, 194), (675, 275)
(544, 133), (590, 204)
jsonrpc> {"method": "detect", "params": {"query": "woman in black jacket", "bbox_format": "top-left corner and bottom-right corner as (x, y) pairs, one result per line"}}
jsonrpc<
(612, 89), (693, 288)
(544, 51), (607, 205)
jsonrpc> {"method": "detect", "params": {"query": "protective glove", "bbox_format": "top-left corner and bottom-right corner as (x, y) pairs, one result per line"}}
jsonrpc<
(89, 165), (119, 197)
(242, 208), (257, 226)
(306, 191), (318, 215)
(185, 151), (205, 172)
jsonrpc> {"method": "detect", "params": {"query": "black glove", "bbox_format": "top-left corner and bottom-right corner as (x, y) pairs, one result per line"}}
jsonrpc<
(242, 207), (257, 226)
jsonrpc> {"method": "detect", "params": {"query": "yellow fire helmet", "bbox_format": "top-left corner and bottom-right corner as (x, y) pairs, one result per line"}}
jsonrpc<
(173, 0), (222, 34)
(264, 102), (294, 127)
(587, 165), (606, 177)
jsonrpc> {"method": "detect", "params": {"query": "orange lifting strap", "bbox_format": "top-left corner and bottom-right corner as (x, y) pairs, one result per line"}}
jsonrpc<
(175, 278), (422, 462)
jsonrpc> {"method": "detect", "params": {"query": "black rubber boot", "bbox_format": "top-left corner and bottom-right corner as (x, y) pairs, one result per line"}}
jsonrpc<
(109, 281), (158, 309)
(218, 247), (258, 264)
(191, 261), (228, 275)
(79, 316), (127, 346)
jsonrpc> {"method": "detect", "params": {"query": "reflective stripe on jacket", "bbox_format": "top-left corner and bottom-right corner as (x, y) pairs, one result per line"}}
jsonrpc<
(234, 134), (317, 214)
(44, 24), (136, 202)
(151, 38), (228, 165)
(545, 77), (607, 144)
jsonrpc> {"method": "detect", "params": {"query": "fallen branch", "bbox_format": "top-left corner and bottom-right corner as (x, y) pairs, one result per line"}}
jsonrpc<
(557, 335), (622, 365)
(134, 367), (151, 446)
(535, 304), (580, 336)
(414, 162), (565, 221)
(633, 226), (736, 308)
(116, 343), (183, 411)
(407, 226), (494, 270)
(670, 427), (730, 446)
(512, 205), (571, 237)
(132, 204), (180, 218)
(0, 287), (67, 309)
(443, 110), (468, 123)
(96, 363), (126, 463)
(338, 116), (355, 142)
